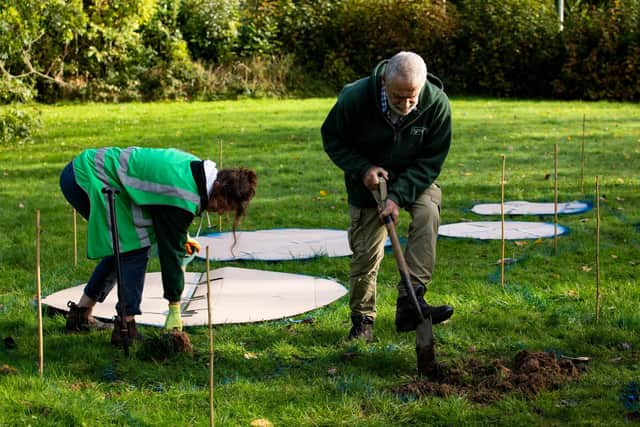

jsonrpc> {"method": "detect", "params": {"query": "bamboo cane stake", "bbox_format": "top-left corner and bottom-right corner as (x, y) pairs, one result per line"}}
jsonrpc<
(218, 140), (223, 232)
(205, 247), (215, 427)
(73, 208), (78, 265)
(554, 143), (559, 255)
(580, 113), (586, 195)
(500, 154), (506, 287)
(595, 176), (601, 321)
(36, 209), (44, 377)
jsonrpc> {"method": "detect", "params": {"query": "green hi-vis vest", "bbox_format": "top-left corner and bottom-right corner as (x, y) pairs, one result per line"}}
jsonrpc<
(73, 147), (202, 259)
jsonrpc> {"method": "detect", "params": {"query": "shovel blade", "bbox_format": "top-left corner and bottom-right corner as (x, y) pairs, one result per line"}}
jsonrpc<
(415, 319), (437, 378)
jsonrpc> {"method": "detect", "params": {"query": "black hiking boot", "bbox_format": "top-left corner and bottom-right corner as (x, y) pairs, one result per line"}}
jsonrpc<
(348, 314), (374, 343)
(111, 317), (143, 347)
(395, 285), (453, 332)
(65, 301), (112, 333)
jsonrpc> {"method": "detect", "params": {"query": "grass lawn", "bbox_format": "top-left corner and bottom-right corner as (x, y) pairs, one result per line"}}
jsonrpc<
(0, 98), (639, 426)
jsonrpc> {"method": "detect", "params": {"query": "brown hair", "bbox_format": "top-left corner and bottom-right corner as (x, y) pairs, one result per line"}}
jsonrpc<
(215, 168), (258, 247)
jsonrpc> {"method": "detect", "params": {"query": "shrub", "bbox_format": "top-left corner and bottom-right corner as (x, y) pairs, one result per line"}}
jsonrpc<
(454, 0), (563, 97)
(236, 1), (283, 57)
(179, 0), (240, 62)
(0, 106), (41, 145)
(275, 0), (457, 89)
(552, 0), (640, 101)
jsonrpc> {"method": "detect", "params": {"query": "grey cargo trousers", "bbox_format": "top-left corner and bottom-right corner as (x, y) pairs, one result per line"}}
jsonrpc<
(347, 183), (441, 320)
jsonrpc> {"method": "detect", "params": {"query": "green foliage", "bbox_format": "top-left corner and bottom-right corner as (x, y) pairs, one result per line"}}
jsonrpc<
(272, 0), (456, 88)
(454, 0), (563, 97)
(0, 106), (40, 144)
(0, 0), (86, 97)
(236, 0), (283, 57)
(0, 75), (34, 104)
(328, 0), (455, 86)
(1, 0), (639, 101)
(178, 0), (240, 62)
(553, 0), (640, 100)
(137, 0), (199, 100)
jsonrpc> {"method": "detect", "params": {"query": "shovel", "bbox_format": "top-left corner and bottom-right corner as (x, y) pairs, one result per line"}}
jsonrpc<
(375, 177), (437, 377)
(102, 187), (129, 357)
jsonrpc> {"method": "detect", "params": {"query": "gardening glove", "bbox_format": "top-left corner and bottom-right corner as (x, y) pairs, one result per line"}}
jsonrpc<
(184, 236), (201, 255)
(164, 302), (183, 331)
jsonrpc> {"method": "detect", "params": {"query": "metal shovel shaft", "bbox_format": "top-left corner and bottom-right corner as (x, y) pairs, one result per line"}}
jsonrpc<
(102, 187), (129, 357)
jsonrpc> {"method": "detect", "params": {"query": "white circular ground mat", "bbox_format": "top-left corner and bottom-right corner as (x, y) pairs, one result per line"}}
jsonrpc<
(471, 200), (591, 216)
(42, 267), (347, 327)
(195, 228), (389, 261)
(438, 221), (568, 240)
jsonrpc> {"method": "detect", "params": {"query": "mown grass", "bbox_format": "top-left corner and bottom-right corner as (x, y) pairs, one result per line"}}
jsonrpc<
(0, 98), (639, 426)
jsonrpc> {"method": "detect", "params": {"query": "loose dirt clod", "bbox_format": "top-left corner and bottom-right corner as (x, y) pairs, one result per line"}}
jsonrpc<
(137, 330), (193, 361)
(392, 350), (581, 404)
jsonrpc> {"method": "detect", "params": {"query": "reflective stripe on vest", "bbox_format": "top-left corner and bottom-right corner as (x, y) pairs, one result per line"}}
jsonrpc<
(118, 147), (201, 207)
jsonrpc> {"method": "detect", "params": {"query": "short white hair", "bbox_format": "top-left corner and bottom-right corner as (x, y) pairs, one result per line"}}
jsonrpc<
(384, 51), (427, 85)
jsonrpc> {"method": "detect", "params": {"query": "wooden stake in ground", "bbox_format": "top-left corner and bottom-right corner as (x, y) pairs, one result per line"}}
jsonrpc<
(218, 140), (223, 232)
(580, 113), (586, 195)
(73, 208), (78, 265)
(595, 176), (601, 321)
(36, 209), (44, 377)
(205, 247), (215, 427)
(554, 143), (559, 255)
(500, 154), (506, 287)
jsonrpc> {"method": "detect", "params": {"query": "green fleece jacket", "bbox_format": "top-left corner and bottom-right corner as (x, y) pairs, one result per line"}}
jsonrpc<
(321, 59), (452, 208)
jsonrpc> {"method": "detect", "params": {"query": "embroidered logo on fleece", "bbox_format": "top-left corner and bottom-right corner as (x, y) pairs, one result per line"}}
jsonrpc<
(410, 126), (427, 136)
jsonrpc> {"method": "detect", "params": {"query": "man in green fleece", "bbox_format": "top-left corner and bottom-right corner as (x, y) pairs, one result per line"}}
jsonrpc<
(321, 51), (453, 342)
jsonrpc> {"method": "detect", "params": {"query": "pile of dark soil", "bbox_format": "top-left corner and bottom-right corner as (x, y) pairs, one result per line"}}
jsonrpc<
(137, 330), (194, 362)
(392, 350), (581, 403)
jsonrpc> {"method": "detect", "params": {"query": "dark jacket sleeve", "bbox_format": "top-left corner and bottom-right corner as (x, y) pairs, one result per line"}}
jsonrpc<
(149, 205), (194, 302)
(321, 92), (374, 179)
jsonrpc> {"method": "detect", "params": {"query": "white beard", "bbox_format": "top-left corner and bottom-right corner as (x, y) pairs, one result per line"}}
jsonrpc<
(388, 101), (413, 117)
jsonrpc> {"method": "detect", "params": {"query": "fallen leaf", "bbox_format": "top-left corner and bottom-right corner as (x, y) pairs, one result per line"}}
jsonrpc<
(581, 265), (592, 272)
(251, 419), (273, 427)
(566, 290), (578, 297)
(244, 352), (257, 360)
(0, 364), (16, 375)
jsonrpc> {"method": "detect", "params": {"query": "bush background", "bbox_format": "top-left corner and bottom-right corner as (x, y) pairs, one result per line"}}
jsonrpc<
(1, 0), (639, 104)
